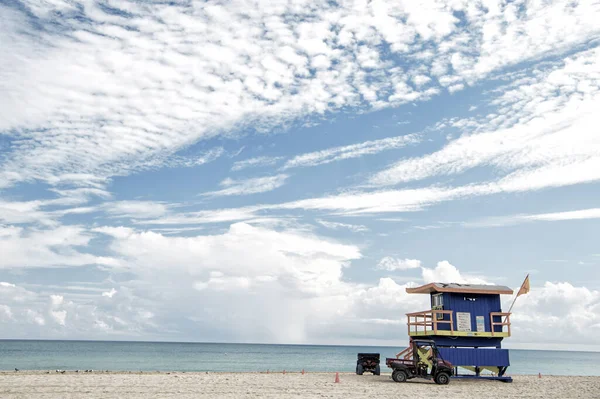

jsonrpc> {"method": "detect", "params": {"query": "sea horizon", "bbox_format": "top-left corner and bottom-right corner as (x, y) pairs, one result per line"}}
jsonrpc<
(0, 338), (598, 354)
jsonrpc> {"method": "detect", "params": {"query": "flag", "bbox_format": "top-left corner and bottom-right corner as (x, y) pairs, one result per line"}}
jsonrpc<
(517, 274), (530, 297)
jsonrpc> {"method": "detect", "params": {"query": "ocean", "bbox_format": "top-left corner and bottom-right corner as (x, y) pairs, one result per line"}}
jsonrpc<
(0, 340), (598, 376)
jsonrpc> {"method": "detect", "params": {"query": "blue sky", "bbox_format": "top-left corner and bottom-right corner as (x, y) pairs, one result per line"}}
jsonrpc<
(1, 0), (599, 350)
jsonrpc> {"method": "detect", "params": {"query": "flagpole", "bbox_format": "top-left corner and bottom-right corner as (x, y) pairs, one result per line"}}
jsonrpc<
(504, 273), (529, 323)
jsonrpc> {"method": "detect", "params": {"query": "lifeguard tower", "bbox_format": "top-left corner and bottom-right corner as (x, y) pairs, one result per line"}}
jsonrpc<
(398, 282), (514, 382)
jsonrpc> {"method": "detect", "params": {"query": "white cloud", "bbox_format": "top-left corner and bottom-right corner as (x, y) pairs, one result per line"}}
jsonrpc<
(0, 228), (598, 348)
(467, 208), (600, 227)
(317, 219), (369, 233)
(0, 200), (54, 226)
(103, 201), (171, 220)
(0, 191), (112, 227)
(163, 148), (225, 169)
(3, 0), (596, 189)
(50, 310), (67, 326)
(370, 47), (600, 191)
(134, 183), (495, 224)
(27, 310), (45, 326)
(141, 187), (460, 225)
(0, 225), (118, 269)
(45, 173), (109, 189)
(510, 282), (600, 345)
(231, 156), (283, 172)
(99, 222), (360, 281)
(377, 257), (421, 271)
(102, 288), (118, 298)
(93, 222), (364, 342)
(282, 134), (421, 170)
(0, 305), (13, 320)
(447, 83), (464, 94)
(140, 206), (261, 225)
(412, 75), (431, 86)
(421, 260), (488, 284)
(200, 174), (289, 197)
(275, 185), (465, 214)
(0, 281), (159, 338)
(50, 295), (64, 306)
(194, 276), (254, 292)
(46, 187), (112, 206)
(523, 209), (600, 222)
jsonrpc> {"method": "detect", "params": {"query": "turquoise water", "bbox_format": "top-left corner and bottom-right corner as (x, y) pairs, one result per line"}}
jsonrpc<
(0, 340), (598, 376)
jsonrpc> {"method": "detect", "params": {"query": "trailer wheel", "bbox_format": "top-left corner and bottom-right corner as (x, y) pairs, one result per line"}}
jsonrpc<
(373, 365), (380, 376)
(434, 372), (450, 385)
(392, 370), (407, 383)
(356, 364), (364, 375)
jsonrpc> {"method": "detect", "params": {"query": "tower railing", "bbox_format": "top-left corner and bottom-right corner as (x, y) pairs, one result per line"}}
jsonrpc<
(490, 312), (511, 336)
(406, 310), (512, 337)
(406, 310), (454, 335)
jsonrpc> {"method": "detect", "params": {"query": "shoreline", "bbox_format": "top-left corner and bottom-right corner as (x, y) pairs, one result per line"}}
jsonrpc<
(0, 370), (591, 375)
(1, 370), (598, 377)
(1, 372), (598, 398)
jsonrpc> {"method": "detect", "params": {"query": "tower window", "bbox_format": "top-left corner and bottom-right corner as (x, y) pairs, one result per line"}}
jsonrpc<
(432, 294), (444, 307)
(432, 294), (444, 320)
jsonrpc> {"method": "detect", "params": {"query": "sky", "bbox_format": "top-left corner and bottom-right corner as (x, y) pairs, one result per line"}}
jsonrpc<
(0, 0), (599, 351)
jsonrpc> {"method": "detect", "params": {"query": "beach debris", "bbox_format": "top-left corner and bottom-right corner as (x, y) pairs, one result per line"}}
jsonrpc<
(334, 372), (340, 383)
(14, 368), (19, 372)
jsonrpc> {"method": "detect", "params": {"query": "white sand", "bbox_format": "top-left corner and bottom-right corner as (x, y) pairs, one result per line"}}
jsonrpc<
(1, 371), (598, 398)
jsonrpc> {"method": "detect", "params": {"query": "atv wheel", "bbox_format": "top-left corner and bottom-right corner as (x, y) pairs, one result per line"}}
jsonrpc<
(434, 372), (450, 385)
(373, 365), (380, 376)
(392, 370), (407, 383)
(356, 364), (364, 375)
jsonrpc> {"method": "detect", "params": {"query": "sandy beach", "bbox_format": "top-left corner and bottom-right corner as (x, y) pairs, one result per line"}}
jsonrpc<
(0, 371), (598, 398)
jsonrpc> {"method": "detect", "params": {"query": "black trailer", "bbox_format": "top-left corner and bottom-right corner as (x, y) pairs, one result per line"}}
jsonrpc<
(356, 353), (380, 375)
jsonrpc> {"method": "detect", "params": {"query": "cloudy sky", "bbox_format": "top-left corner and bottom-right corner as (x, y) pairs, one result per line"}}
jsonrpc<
(1, 0), (599, 350)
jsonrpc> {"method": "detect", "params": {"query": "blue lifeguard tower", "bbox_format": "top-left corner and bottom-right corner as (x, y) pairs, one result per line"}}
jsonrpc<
(399, 282), (514, 382)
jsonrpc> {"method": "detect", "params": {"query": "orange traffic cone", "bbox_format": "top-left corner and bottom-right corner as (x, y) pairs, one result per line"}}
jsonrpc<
(334, 372), (340, 383)
(302, 369), (305, 375)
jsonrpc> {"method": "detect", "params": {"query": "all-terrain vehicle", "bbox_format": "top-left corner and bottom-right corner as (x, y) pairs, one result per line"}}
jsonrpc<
(386, 339), (453, 385)
(356, 353), (380, 375)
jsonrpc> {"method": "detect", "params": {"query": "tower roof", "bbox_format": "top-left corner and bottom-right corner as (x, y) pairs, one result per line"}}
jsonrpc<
(406, 282), (513, 295)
